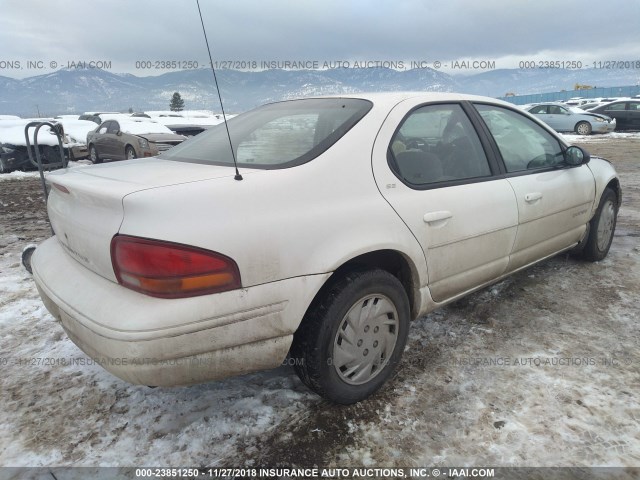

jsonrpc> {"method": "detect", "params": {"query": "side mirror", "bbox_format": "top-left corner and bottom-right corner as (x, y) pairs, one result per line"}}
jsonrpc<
(116, 130), (122, 136)
(565, 145), (590, 166)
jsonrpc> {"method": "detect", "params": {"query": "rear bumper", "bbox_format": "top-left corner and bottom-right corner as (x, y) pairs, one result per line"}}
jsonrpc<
(32, 237), (329, 386)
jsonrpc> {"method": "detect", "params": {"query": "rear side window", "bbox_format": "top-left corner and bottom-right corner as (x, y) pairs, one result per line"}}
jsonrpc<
(605, 103), (626, 111)
(389, 104), (491, 186)
(474, 104), (564, 173)
(160, 98), (372, 169)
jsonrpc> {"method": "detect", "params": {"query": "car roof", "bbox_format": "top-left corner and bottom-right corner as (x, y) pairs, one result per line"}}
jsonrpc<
(295, 92), (519, 111)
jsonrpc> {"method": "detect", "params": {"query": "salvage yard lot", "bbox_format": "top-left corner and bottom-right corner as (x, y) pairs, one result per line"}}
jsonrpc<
(0, 137), (639, 467)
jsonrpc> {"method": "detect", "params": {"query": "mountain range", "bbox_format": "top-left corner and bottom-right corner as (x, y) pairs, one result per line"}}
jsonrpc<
(0, 66), (638, 117)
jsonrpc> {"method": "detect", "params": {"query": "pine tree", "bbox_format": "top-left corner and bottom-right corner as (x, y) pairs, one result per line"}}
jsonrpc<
(170, 92), (185, 112)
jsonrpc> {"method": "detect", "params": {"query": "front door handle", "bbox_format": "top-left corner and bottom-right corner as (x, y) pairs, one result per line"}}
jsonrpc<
(525, 192), (543, 203)
(423, 210), (453, 226)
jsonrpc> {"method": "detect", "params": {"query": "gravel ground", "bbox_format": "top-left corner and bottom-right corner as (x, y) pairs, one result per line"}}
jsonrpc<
(0, 138), (638, 471)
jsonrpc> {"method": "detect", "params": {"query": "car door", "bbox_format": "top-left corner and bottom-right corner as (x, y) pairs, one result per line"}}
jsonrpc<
(93, 121), (111, 158)
(601, 102), (629, 129)
(473, 103), (595, 271)
(105, 121), (121, 158)
(628, 101), (640, 129)
(372, 101), (518, 303)
(547, 105), (573, 131)
(529, 105), (557, 129)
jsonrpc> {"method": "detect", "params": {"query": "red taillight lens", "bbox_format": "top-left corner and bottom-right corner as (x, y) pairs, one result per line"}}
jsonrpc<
(111, 235), (241, 298)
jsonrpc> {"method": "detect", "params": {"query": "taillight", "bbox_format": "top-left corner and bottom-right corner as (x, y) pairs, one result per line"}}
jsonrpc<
(111, 235), (241, 298)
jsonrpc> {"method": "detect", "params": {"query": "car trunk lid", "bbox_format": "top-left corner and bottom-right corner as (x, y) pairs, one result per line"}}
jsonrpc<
(45, 158), (240, 282)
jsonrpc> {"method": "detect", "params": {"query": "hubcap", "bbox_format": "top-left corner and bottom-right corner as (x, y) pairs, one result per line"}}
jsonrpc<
(332, 294), (399, 385)
(577, 123), (590, 135)
(127, 149), (135, 159)
(596, 200), (615, 251)
(90, 148), (96, 162)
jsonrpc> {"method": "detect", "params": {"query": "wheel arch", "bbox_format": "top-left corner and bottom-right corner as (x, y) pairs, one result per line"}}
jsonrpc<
(605, 177), (622, 208)
(587, 158), (621, 217)
(302, 249), (422, 324)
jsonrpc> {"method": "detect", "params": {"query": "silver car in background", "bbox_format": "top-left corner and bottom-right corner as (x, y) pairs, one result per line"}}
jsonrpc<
(525, 103), (616, 135)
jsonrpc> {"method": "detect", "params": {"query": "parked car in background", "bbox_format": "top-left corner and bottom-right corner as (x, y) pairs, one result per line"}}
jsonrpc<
(578, 102), (607, 112)
(525, 102), (616, 135)
(32, 93), (620, 404)
(86, 119), (186, 163)
(589, 100), (640, 130)
(79, 112), (121, 124)
(564, 98), (589, 107)
(0, 122), (62, 173)
(143, 111), (234, 137)
(0, 118), (96, 172)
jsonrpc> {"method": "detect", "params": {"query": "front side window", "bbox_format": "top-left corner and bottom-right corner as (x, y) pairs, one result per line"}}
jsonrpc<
(388, 104), (491, 186)
(549, 105), (567, 115)
(474, 104), (564, 173)
(107, 121), (120, 134)
(529, 105), (548, 114)
(98, 121), (111, 135)
(160, 98), (372, 169)
(629, 102), (640, 111)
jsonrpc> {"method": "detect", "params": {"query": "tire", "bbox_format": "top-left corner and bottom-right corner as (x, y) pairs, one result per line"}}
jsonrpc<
(89, 145), (102, 164)
(290, 269), (410, 404)
(125, 145), (137, 159)
(581, 188), (618, 261)
(575, 121), (592, 136)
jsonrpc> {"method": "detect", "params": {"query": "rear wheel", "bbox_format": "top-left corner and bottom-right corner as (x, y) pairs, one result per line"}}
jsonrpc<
(291, 269), (410, 404)
(581, 188), (617, 261)
(575, 121), (592, 135)
(125, 145), (137, 159)
(89, 145), (102, 164)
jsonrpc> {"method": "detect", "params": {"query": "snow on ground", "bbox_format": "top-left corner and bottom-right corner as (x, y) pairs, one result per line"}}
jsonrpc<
(0, 138), (639, 468)
(0, 170), (40, 182)
(562, 131), (640, 143)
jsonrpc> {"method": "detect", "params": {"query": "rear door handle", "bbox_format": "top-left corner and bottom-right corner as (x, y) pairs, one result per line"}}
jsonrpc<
(423, 210), (453, 226)
(524, 192), (543, 203)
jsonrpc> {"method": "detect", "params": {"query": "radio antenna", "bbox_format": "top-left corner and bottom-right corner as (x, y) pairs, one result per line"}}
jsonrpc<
(196, 0), (242, 181)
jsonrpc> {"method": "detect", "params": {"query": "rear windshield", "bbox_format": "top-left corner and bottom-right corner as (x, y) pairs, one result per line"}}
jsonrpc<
(159, 98), (372, 169)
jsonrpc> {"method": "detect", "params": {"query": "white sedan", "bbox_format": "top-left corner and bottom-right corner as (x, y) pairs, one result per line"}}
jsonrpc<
(32, 93), (620, 404)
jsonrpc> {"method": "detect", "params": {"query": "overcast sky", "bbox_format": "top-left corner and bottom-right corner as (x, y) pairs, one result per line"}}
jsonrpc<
(2, 0), (640, 78)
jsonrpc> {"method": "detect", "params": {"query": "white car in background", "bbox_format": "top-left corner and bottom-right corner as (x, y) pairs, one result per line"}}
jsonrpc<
(32, 93), (620, 404)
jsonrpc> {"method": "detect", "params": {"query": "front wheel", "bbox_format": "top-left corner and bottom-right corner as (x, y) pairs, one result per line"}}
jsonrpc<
(581, 188), (618, 261)
(575, 121), (592, 136)
(125, 145), (137, 159)
(89, 145), (102, 164)
(291, 269), (410, 404)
